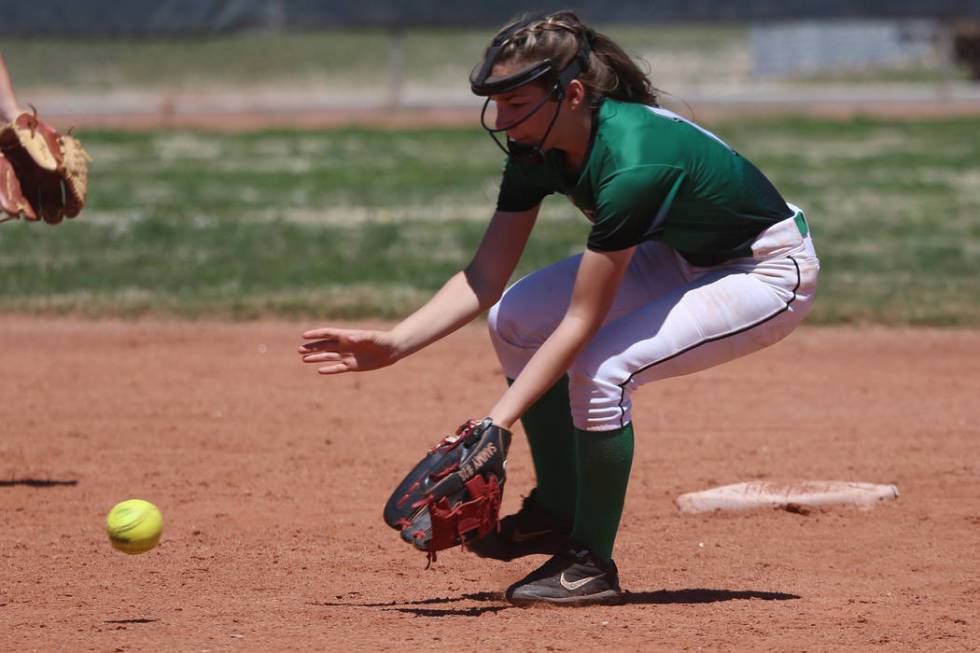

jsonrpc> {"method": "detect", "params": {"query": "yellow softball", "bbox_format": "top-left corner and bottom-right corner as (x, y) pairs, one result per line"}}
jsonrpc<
(106, 499), (163, 554)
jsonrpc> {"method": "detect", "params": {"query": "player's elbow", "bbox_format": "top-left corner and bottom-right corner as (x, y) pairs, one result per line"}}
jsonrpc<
(463, 265), (507, 310)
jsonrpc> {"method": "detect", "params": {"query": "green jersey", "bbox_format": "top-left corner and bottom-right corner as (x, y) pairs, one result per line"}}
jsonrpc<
(496, 99), (793, 266)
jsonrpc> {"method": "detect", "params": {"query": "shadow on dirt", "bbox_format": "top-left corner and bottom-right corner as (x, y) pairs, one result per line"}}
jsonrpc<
(0, 478), (78, 488)
(310, 592), (510, 617)
(310, 588), (799, 616)
(622, 588), (800, 604)
(310, 591), (501, 608)
(387, 605), (511, 617)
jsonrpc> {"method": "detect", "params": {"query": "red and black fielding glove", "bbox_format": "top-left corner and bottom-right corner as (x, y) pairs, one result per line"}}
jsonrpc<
(384, 418), (512, 562)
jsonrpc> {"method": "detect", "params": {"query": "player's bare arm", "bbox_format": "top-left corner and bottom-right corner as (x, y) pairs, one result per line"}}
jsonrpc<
(487, 245), (634, 429)
(0, 53), (24, 122)
(299, 206), (538, 374)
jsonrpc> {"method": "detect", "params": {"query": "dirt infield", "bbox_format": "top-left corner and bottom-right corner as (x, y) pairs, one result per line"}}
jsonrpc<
(40, 98), (980, 133)
(1, 317), (977, 652)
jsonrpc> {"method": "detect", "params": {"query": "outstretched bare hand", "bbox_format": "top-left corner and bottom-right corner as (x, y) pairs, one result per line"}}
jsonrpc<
(298, 327), (399, 375)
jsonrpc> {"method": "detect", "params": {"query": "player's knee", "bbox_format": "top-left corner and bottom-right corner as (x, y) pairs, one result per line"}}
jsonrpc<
(487, 291), (540, 350)
(487, 297), (535, 378)
(487, 298), (518, 348)
(487, 300), (503, 339)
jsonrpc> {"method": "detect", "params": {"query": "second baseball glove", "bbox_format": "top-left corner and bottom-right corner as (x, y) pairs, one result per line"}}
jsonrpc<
(0, 109), (91, 224)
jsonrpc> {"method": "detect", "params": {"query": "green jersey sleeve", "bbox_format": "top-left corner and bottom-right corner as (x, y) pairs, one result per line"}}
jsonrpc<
(495, 156), (554, 213)
(587, 164), (686, 252)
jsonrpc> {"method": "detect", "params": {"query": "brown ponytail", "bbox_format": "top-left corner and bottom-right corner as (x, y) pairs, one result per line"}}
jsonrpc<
(486, 11), (659, 107)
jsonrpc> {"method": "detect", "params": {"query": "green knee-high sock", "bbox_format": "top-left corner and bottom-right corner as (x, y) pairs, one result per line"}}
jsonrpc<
(571, 423), (635, 562)
(512, 375), (577, 520)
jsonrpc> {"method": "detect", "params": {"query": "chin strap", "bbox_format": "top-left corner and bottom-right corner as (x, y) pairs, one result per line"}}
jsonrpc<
(479, 83), (566, 164)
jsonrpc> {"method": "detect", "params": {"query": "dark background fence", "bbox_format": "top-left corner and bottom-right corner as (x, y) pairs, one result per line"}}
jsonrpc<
(1, 0), (979, 36)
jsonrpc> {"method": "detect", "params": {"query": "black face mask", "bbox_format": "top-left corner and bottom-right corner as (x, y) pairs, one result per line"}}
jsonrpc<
(469, 15), (591, 164)
(478, 84), (564, 164)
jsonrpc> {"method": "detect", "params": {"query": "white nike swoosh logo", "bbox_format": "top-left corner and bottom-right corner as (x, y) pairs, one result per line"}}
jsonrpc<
(511, 528), (552, 542)
(560, 571), (605, 591)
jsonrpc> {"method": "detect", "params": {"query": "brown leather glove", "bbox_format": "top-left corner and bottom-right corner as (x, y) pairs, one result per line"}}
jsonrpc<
(0, 109), (91, 224)
(0, 148), (34, 222)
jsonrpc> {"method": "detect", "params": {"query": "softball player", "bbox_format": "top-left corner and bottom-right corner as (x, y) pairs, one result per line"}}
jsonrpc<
(300, 11), (819, 607)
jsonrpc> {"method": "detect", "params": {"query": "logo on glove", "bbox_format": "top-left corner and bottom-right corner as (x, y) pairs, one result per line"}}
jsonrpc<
(458, 442), (498, 482)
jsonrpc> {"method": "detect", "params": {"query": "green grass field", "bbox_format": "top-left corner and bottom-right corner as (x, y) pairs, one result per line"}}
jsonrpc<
(1, 117), (978, 325)
(2, 25), (748, 92)
(4, 24), (957, 94)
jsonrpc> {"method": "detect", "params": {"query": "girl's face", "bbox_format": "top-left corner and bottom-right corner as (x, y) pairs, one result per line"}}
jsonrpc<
(489, 63), (558, 146)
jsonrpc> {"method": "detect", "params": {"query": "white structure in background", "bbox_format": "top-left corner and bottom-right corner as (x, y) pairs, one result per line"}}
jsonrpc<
(750, 19), (940, 77)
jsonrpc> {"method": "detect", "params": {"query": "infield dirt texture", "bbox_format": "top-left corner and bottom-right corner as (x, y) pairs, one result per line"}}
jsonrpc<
(1, 317), (977, 651)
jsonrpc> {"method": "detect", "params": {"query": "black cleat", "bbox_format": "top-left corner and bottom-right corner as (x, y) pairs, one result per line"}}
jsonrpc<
(505, 544), (624, 607)
(467, 489), (572, 561)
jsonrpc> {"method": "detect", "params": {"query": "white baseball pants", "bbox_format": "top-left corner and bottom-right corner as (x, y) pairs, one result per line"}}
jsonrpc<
(488, 209), (820, 431)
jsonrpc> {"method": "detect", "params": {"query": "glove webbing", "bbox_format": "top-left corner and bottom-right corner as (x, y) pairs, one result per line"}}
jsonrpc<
(420, 474), (502, 565)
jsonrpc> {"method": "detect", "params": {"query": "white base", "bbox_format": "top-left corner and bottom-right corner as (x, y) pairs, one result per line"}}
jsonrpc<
(675, 480), (899, 514)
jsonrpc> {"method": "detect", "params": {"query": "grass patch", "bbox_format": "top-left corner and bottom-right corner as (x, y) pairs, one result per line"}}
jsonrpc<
(0, 212), (587, 319)
(1, 117), (978, 325)
(2, 25), (747, 92)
